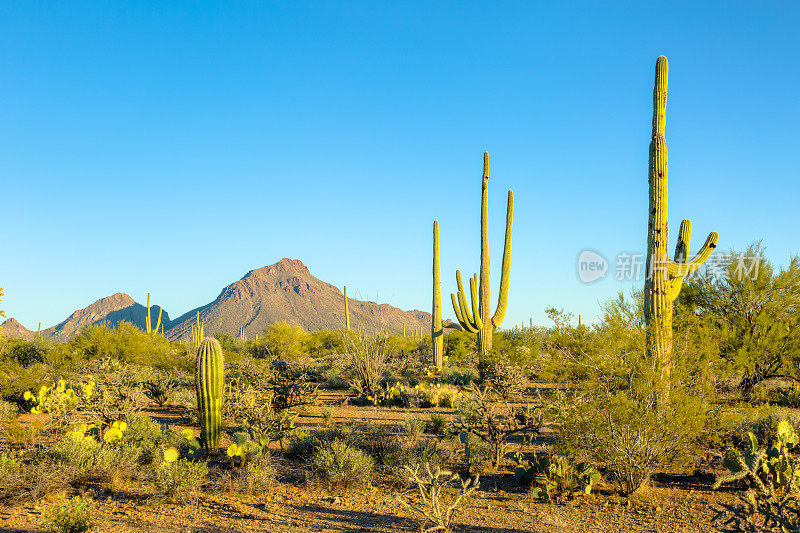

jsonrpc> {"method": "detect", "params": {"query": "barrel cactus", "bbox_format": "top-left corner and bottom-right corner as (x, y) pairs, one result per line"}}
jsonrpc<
(195, 337), (224, 450)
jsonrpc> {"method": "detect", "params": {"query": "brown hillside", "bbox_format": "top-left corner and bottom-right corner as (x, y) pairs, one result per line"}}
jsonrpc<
(43, 292), (170, 341)
(0, 318), (34, 340)
(166, 258), (431, 339)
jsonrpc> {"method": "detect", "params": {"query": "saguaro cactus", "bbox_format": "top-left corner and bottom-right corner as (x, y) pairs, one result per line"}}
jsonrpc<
(343, 286), (351, 331)
(432, 220), (443, 370)
(195, 337), (224, 450)
(145, 293), (162, 335)
(451, 152), (513, 355)
(644, 56), (718, 390)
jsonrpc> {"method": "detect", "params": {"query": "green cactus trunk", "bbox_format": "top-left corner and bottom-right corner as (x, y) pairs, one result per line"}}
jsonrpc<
(432, 220), (443, 370)
(451, 152), (513, 356)
(195, 337), (224, 450)
(343, 286), (350, 331)
(643, 56), (719, 395)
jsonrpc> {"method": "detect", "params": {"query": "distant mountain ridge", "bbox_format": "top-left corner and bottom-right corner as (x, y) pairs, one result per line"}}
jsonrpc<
(1, 259), (430, 340)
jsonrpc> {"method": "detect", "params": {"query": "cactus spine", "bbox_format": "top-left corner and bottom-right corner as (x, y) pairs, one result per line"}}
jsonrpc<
(451, 152), (513, 355)
(195, 337), (224, 450)
(145, 293), (162, 335)
(343, 286), (350, 331)
(644, 56), (718, 393)
(432, 220), (443, 370)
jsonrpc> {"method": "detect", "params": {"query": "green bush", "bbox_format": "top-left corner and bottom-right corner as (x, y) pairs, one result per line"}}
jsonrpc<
(69, 322), (191, 372)
(311, 439), (374, 489)
(286, 427), (353, 460)
(44, 497), (94, 533)
(428, 414), (447, 435)
(404, 414), (425, 443)
(150, 458), (208, 501)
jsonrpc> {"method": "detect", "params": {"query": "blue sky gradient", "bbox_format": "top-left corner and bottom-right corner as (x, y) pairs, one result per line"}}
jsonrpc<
(1, 2), (798, 329)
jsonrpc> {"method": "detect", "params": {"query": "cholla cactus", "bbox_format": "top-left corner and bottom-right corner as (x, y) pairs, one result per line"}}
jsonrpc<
(195, 337), (224, 450)
(395, 462), (479, 533)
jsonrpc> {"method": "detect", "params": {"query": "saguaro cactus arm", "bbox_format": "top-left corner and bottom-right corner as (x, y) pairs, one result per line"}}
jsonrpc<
(491, 189), (513, 327)
(452, 270), (481, 333)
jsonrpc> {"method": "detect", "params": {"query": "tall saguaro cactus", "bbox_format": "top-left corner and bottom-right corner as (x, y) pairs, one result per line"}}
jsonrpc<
(644, 55), (718, 390)
(145, 293), (162, 335)
(195, 337), (224, 450)
(343, 286), (351, 331)
(432, 220), (443, 370)
(451, 152), (513, 355)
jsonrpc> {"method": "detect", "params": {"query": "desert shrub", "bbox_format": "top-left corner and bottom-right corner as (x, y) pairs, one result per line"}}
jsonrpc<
(286, 427), (353, 460)
(452, 384), (542, 467)
(551, 291), (719, 496)
(141, 370), (179, 407)
(767, 384), (800, 408)
(404, 414), (426, 443)
(150, 456), (208, 501)
(324, 369), (349, 389)
(477, 357), (527, 399)
(232, 455), (275, 495)
(241, 403), (299, 449)
(320, 407), (333, 425)
(0, 360), (53, 401)
(121, 413), (181, 466)
(0, 452), (67, 506)
(513, 452), (601, 503)
(452, 430), (492, 475)
(256, 322), (310, 360)
(224, 433), (275, 494)
(394, 463), (479, 533)
(6, 338), (49, 367)
(0, 400), (18, 420)
(70, 322), (190, 371)
(441, 368), (478, 388)
(341, 330), (395, 398)
(310, 439), (374, 489)
(43, 496), (94, 533)
(42, 422), (139, 485)
(428, 413), (447, 435)
(267, 360), (319, 411)
(352, 426), (402, 466)
(712, 420), (800, 532)
(443, 330), (477, 362)
(680, 244), (800, 398)
(402, 440), (444, 472)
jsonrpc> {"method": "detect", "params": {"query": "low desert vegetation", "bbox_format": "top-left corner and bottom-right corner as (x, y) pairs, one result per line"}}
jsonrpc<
(1, 244), (799, 531)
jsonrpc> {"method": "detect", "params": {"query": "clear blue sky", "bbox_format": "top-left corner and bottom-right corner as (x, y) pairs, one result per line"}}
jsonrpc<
(1, 2), (798, 330)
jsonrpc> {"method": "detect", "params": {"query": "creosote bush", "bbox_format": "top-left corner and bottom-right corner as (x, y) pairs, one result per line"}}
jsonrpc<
(43, 497), (94, 533)
(310, 439), (374, 489)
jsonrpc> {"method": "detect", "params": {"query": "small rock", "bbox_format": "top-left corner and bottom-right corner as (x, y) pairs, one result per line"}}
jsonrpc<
(325, 496), (341, 505)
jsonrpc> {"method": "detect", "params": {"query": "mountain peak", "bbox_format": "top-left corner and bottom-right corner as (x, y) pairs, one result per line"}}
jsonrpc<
(244, 259), (310, 280)
(0, 317), (34, 340)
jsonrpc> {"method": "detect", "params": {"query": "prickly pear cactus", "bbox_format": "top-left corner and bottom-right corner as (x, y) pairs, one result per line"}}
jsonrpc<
(195, 337), (224, 450)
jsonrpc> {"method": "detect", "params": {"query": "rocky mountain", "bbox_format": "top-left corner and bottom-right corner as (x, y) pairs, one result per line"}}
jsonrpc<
(0, 318), (34, 341)
(165, 258), (430, 340)
(1, 259), (431, 341)
(43, 292), (170, 341)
